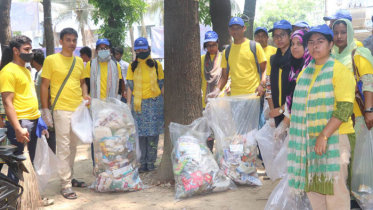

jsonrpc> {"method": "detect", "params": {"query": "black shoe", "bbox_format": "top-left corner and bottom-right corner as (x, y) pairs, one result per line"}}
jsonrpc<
(147, 163), (155, 171)
(139, 164), (148, 173)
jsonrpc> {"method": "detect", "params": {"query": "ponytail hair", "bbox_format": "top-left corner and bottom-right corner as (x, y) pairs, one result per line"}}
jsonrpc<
(0, 47), (13, 71)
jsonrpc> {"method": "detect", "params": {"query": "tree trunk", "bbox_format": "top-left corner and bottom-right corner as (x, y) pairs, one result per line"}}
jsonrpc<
(141, 15), (147, 38)
(129, 26), (136, 61)
(210, 0), (231, 51)
(243, 0), (256, 40)
(156, 0), (202, 182)
(0, 0), (12, 52)
(81, 25), (86, 46)
(43, 0), (55, 56)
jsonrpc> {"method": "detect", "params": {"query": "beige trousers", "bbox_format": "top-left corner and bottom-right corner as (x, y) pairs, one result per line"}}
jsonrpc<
(54, 110), (79, 189)
(306, 134), (351, 210)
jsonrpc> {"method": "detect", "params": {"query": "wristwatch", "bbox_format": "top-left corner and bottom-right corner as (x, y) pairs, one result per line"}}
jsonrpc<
(365, 107), (373, 113)
(260, 82), (266, 88)
(279, 108), (283, 114)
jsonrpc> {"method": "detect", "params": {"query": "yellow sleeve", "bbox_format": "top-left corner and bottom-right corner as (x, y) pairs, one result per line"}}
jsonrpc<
(84, 61), (91, 78)
(126, 63), (134, 80)
(354, 55), (373, 77)
(220, 49), (227, 69)
(41, 56), (52, 79)
(0, 71), (15, 93)
(256, 43), (267, 64)
(266, 55), (273, 76)
(78, 58), (85, 80)
(333, 61), (355, 103)
(201, 55), (205, 79)
(116, 63), (122, 79)
(156, 61), (164, 80)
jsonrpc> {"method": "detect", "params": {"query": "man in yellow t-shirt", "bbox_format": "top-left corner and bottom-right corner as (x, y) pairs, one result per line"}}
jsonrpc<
(254, 27), (277, 76)
(207, 17), (267, 99)
(0, 35), (46, 183)
(84, 38), (122, 100)
(41, 28), (90, 199)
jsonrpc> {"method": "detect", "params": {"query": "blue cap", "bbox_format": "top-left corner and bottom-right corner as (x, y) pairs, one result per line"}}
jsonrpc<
(229, 17), (244, 27)
(134, 37), (149, 50)
(292, 21), (310, 29)
(254, 27), (268, 35)
(204, 31), (219, 43)
(303, 24), (334, 43)
(96, 38), (110, 47)
(268, 20), (292, 33)
(323, 9), (352, 21)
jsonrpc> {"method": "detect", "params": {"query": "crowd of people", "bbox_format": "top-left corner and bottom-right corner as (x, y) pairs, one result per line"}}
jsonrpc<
(0, 8), (373, 209)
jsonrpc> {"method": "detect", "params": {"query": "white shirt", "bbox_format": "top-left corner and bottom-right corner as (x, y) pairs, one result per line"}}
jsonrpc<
(118, 59), (129, 84)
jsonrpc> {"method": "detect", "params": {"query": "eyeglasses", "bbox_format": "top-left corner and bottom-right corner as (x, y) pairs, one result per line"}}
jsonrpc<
(97, 47), (109, 51)
(229, 26), (244, 31)
(206, 44), (218, 49)
(273, 33), (287, 40)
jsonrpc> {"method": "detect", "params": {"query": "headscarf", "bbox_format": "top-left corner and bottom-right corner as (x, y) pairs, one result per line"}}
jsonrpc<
(332, 19), (373, 71)
(286, 30), (312, 114)
(204, 51), (222, 95)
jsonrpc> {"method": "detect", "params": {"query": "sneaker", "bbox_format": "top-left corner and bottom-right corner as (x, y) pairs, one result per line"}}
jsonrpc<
(147, 163), (155, 171)
(139, 164), (148, 173)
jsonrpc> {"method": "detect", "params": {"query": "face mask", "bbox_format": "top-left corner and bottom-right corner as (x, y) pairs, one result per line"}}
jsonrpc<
(137, 51), (150, 59)
(19, 53), (34, 63)
(97, 50), (110, 61)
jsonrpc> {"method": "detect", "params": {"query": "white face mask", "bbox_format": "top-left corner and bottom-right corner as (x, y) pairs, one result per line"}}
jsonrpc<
(97, 50), (110, 61)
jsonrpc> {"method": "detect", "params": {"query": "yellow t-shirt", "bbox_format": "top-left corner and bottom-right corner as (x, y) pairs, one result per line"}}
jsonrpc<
(297, 60), (355, 134)
(0, 63), (40, 120)
(41, 53), (85, 112)
(353, 55), (373, 117)
(263, 45), (277, 76)
(221, 40), (267, 96)
(126, 59), (164, 99)
(84, 61), (122, 99)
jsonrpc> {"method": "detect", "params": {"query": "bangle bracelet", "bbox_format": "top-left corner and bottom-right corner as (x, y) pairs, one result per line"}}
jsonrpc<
(322, 133), (328, 141)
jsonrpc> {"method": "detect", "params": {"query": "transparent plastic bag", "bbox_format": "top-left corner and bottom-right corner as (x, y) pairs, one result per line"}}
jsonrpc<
(352, 125), (373, 210)
(71, 100), (93, 143)
(34, 135), (59, 192)
(264, 174), (312, 210)
(203, 94), (262, 185)
(255, 122), (275, 179)
(271, 131), (289, 181)
(170, 118), (237, 200)
(90, 98), (143, 192)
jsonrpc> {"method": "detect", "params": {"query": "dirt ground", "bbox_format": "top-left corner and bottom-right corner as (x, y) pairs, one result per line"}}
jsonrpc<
(2, 134), (278, 210)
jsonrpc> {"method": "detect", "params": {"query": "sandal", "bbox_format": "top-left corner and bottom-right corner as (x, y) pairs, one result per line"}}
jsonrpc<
(72, 179), (87, 187)
(42, 197), (54, 206)
(60, 188), (77, 199)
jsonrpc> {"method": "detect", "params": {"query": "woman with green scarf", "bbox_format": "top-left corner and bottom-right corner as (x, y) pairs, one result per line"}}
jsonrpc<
(287, 24), (355, 209)
(332, 18), (373, 136)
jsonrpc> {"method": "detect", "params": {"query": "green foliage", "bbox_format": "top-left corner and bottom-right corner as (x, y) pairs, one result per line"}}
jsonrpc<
(199, 0), (211, 26)
(255, 0), (324, 30)
(121, 45), (133, 63)
(89, 0), (147, 47)
(13, 31), (22, 36)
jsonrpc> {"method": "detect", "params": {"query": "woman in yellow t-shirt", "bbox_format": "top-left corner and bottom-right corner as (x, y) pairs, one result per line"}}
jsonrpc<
(126, 37), (164, 173)
(287, 25), (355, 209)
(332, 18), (373, 136)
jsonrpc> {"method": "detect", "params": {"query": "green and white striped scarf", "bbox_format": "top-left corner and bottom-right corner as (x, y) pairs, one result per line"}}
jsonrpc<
(287, 57), (340, 193)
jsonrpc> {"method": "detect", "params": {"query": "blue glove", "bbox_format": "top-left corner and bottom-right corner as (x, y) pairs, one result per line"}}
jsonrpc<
(36, 117), (48, 138)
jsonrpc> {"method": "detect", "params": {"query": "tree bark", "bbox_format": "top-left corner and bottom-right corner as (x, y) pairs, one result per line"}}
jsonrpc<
(81, 26), (86, 46)
(0, 0), (12, 52)
(129, 26), (136, 61)
(243, 0), (256, 40)
(43, 0), (55, 56)
(141, 15), (147, 38)
(210, 0), (231, 51)
(156, 0), (202, 182)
